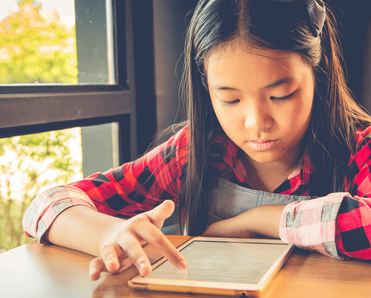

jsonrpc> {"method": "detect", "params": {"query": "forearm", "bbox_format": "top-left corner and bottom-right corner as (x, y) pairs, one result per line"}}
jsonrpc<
(245, 205), (285, 238)
(45, 206), (123, 257)
(203, 205), (285, 238)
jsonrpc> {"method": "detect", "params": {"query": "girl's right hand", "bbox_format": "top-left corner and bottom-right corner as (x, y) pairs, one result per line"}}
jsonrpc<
(89, 200), (187, 281)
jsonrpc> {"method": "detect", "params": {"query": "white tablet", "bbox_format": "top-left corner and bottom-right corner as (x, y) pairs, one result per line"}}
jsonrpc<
(129, 237), (293, 297)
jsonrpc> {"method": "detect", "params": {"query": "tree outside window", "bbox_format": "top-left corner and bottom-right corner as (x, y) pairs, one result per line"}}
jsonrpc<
(0, 0), (82, 252)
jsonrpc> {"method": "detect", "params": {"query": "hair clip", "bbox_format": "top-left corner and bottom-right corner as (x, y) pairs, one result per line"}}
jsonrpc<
(270, 0), (326, 37)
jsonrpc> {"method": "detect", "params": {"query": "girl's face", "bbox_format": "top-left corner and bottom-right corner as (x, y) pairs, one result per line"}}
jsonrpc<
(207, 42), (314, 169)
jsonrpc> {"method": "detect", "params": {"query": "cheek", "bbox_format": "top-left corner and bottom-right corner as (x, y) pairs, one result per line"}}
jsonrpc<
(301, 97), (313, 125)
(214, 108), (243, 135)
(275, 99), (311, 141)
(289, 100), (313, 135)
(211, 101), (233, 127)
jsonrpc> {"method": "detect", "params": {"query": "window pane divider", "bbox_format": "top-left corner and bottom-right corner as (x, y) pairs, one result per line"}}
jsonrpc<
(0, 89), (132, 129)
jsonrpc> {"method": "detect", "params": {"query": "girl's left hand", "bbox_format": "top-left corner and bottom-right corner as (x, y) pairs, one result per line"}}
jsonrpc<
(203, 216), (258, 238)
(202, 205), (286, 239)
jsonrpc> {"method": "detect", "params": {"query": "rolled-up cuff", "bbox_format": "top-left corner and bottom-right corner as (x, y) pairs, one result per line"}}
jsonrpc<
(22, 186), (96, 244)
(279, 192), (348, 260)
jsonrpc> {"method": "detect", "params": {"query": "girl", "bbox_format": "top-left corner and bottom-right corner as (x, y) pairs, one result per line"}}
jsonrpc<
(23, 0), (371, 281)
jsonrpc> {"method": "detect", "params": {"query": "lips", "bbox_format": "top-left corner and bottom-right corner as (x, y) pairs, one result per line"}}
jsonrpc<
(247, 140), (277, 151)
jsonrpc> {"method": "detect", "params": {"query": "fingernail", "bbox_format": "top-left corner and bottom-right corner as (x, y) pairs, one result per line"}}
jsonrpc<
(139, 261), (148, 276)
(107, 254), (114, 264)
(177, 259), (187, 270)
(140, 262), (146, 271)
(89, 267), (97, 276)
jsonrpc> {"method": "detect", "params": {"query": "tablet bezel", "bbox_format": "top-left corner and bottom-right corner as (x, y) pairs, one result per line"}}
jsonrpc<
(129, 237), (293, 297)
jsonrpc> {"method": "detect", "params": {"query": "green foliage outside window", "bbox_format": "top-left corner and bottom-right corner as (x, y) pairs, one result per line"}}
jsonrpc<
(0, 129), (82, 251)
(0, 1), (82, 251)
(0, 0), (78, 84)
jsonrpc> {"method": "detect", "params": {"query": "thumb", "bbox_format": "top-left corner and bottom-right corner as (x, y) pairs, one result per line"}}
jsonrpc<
(146, 200), (175, 229)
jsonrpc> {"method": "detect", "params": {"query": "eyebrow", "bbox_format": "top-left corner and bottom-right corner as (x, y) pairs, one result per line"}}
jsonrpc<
(211, 76), (295, 92)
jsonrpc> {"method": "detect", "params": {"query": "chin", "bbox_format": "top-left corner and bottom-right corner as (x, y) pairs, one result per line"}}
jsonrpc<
(252, 157), (280, 164)
(247, 152), (283, 164)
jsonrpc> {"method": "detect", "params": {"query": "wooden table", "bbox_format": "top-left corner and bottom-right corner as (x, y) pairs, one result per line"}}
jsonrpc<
(1, 236), (371, 298)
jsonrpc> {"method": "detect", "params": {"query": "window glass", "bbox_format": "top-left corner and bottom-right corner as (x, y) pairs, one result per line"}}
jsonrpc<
(0, 121), (121, 252)
(81, 122), (119, 177)
(0, 127), (83, 252)
(0, 0), (114, 85)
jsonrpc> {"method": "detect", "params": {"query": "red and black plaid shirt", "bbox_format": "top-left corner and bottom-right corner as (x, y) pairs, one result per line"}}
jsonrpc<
(23, 126), (371, 260)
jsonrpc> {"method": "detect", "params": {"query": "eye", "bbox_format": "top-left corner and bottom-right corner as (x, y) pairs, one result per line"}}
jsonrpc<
(221, 99), (240, 106)
(270, 91), (296, 101)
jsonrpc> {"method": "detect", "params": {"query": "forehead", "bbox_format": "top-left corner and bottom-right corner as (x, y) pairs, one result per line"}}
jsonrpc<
(207, 39), (308, 67)
(206, 41), (312, 89)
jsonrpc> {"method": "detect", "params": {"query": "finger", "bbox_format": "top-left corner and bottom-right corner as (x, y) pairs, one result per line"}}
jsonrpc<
(116, 257), (133, 273)
(89, 255), (133, 281)
(120, 234), (153, 276)
(108, 257), (133, 275)
(101, 243), (123, 273)
(146, 200), (175, 229)
(133, 218), (187, 270)
(89, 257), (106, 281)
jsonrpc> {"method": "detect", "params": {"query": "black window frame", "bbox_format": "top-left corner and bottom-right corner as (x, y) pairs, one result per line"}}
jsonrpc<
(0, 0), (137, 164)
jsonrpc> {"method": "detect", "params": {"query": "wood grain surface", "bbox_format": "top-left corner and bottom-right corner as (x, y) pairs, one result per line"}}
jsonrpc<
(1, 236), (371, 298)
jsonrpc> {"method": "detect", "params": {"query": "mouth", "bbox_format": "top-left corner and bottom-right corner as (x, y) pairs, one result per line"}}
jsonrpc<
(247, 140), (278, 151)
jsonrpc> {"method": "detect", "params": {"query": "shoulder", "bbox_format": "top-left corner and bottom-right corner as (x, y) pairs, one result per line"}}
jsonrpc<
(354, 126), (371, 149)
(171, 125), (189, 148)
(349, 126), (371, 167)
(140, 125), (189, 167)
(162, 124), (189, 153)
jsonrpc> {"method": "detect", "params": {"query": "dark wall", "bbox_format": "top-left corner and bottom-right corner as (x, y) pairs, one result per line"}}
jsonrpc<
(152, 0), (198, 134)
(131, 1), (156, 155)
(328, 1), (371, 109)
(132, 0), (198, 155)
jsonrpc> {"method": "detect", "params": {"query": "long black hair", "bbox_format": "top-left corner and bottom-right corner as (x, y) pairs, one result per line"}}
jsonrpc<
(179, 0), (371, 235)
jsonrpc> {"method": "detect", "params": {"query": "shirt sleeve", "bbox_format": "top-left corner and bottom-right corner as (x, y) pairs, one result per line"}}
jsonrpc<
(335, 129), (371, 259)
(23, 126), (189, 244)
(280, 128), (371, 260)
(279, 192), (346, 260)
(22, 185), (97, 244)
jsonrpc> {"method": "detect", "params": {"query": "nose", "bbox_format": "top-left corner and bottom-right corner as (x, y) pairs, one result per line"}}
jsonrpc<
(244, 101), (273, 131)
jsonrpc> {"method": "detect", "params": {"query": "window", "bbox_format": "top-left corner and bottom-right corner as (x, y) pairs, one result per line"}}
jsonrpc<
(0, 0), (137, 251)
(0, 0), (137, 162)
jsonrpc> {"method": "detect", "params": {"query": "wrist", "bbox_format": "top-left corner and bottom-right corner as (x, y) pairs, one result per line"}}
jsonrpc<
(247, 205), (285, 238)
(96, 217), (126, 256)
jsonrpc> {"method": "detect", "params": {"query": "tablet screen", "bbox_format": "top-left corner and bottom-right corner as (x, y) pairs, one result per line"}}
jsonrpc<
(146, 240), (288, 284)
